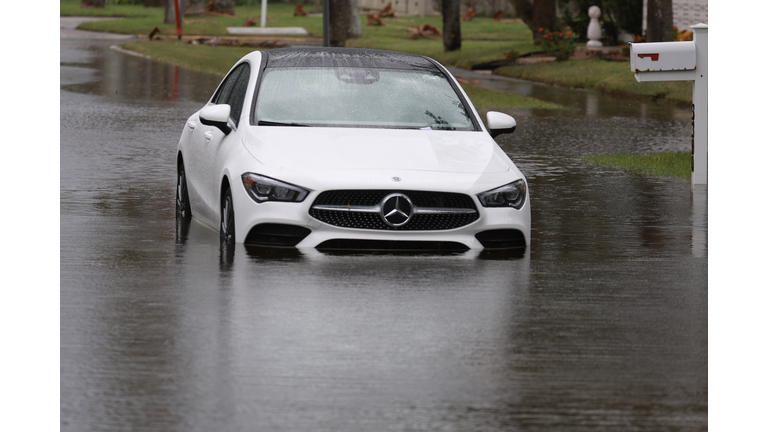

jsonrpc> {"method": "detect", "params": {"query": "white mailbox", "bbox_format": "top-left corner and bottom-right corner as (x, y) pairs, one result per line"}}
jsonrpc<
(629, 24), (708, 186)
(631, 41), (696, 72)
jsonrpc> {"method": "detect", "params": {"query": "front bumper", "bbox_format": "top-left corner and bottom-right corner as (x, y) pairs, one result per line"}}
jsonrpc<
(234, 187), (531, 250)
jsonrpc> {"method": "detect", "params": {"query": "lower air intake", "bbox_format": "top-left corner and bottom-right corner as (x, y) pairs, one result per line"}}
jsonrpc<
(316, 239), (469, 252)
(475, 229), (526, 249)
(245, 223), (311, 247)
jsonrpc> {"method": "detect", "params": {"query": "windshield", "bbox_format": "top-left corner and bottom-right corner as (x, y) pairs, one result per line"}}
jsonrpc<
(253, 67), (475, 130)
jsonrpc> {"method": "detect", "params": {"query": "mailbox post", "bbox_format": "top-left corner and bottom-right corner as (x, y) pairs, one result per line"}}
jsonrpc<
(630, 23), (708, 186)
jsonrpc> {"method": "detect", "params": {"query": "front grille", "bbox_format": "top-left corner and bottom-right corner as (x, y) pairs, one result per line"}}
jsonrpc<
(309, 190), (479, 231)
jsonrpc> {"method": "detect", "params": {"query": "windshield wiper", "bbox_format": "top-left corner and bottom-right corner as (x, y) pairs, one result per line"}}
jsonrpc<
(423, 111), (456, 130)
(257, 120), (308, 127)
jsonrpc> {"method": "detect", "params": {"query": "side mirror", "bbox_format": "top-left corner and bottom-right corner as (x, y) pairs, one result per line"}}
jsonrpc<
(200, 104), (233, 135)
(487, 111), (517, 138)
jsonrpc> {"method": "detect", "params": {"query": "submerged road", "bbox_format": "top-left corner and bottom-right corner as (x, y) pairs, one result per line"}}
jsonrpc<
(60, 18), (707, 432)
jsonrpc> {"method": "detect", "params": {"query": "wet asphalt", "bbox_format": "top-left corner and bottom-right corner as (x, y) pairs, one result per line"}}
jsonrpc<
(59, 17), (710, 432)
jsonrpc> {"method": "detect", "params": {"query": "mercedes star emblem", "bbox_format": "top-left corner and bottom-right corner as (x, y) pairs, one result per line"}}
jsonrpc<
(380, 193), (413, 227)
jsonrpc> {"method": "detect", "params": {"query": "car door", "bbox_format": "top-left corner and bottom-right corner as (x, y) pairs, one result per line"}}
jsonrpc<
(188, 62), (251, 225)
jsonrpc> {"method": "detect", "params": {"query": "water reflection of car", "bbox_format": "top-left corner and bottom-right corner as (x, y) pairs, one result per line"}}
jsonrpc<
(175, 47), (530, 251)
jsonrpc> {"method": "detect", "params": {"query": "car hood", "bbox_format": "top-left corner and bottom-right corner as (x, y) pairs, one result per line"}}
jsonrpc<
(241, 127), (510, 175)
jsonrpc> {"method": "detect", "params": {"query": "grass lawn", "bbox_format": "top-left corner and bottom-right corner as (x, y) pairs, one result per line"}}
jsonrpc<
(495, 58), (693, 105)
(120, 40), (253, 75)
(61, 0), (158, 18)
(62, 0), (535, 69)
(579, 151), (692, 180)
(63, 1), (325, 36)
(461, 85), (564, 110)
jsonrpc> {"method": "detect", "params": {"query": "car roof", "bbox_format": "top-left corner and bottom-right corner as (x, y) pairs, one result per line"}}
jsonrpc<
(263, 47), (440, 72)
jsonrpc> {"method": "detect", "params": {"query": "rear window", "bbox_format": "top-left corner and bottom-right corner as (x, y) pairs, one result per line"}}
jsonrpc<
(253, 67), (475, 131)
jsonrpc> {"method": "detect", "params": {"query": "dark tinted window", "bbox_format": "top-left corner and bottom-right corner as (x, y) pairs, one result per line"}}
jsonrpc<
(213, 67), (240, 105)
(228, 64), (250, 126)
(212, 63), (251, 127)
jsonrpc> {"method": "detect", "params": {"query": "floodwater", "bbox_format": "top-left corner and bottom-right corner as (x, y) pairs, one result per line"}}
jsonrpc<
(61, 21), (707, 432)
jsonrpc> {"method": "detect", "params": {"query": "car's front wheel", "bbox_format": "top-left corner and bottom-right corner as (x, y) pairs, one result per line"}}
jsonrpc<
(176, 162), (191, 219)
(220, 186), (235, 244)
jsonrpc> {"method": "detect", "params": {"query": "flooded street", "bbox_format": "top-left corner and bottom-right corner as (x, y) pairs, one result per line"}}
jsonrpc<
(61, 22), (706, 432)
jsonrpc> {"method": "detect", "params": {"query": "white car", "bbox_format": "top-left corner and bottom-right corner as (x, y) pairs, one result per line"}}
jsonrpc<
(176, 48), (530, 251)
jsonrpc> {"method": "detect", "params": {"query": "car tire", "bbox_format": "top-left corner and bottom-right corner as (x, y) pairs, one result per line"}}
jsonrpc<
(176, 163), (192, 219)
(220, 186), (235, 244)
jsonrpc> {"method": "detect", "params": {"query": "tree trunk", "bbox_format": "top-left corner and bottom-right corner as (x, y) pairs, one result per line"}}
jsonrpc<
(179, 0), (234, 16)
(212, 0), (235, 16)
(347, 0), (363, 39)
(533, 0), (557, 34)
(164, 0), (177, 24)
(184, 0), (207, 17)
(80, 0), (105, 7)
(144, 0), (165, 7)
(329, 0), (349, 47)
(507, 0), (557, 42)
(646, 0), (673, 41)
(442, 0), (461, 51)
(508, 0), (533, 30)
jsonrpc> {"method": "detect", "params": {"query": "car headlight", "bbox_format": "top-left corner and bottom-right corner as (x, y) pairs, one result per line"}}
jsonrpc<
(241, 173), (310, 203)
(477, 179), (527, 209)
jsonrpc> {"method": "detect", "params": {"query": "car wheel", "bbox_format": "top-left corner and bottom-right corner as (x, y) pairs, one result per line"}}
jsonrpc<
(220, 187), (235, 244)
(176, 163), (191, 219)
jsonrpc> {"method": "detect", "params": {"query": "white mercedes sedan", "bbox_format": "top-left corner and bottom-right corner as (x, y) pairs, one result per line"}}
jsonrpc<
(176, 47), (530, 251)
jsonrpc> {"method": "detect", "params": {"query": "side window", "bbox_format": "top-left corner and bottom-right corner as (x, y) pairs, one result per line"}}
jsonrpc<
(212, 66), (241, 105)
(212, 63), (250, 128)
(228, 64), (250, 127)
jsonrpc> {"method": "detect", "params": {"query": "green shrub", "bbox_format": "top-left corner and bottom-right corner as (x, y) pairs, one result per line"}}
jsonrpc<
(538, 28), (575, 61)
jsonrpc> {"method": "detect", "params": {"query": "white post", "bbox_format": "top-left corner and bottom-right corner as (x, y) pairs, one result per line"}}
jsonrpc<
(630, 23), (708, 187)
(587, 6), (603, 48)
(691, 23), (708, 186)
(261, 0), (268, 28)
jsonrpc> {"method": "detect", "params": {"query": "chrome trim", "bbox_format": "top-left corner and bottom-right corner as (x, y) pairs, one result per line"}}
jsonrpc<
(414, 207), (477, 215)
(311, 204), (381, 213)
(310, 204), (477, 215)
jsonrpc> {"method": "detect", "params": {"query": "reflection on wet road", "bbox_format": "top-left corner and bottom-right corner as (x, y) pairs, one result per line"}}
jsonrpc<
(61, 27), (706, 431)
